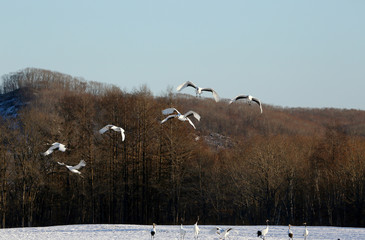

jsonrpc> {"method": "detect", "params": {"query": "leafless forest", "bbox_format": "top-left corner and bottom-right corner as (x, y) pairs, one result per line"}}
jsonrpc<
(0, 68), (364, 228)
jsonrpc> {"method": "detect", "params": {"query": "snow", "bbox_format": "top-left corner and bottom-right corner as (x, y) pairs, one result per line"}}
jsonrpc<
(0, 224), (364, 240)
(0, 94), (23, 118)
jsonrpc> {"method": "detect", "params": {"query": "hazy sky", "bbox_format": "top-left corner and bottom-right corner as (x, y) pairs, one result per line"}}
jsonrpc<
(1, 0), (364, 109)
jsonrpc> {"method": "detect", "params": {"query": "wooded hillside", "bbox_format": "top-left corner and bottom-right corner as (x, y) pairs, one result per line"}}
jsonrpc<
(0, 68), (364, 228)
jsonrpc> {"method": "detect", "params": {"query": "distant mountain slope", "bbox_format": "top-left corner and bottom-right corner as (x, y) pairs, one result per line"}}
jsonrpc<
(1, 68), (365, 138)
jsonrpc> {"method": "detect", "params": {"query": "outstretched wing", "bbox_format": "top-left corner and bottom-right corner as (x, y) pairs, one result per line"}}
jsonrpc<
(186, 118), (196, 129)
(209, 227), (221, 234)
(184, 111), (201, 121)
(161, 115), (177, 124)
(252, 97), (263, 113)
(42, 142), (65, 156)
(229, 94), (248, 104)
(120, 129), (125, 141)
(162, 108), (180, 115)
(73, 160), (86, 170)
(42, 147), (55, 156)
(201, 88), (220, 102)
(99, 124), (113, 134)
(176, 81), (197, 91)
(110, 126), (125, 141)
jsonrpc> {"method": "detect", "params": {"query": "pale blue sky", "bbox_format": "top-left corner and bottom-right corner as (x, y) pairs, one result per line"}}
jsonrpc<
(1, 0), (364, 109)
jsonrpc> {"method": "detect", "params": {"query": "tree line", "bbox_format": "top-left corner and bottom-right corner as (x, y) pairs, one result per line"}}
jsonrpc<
(0, 68), (364, 228)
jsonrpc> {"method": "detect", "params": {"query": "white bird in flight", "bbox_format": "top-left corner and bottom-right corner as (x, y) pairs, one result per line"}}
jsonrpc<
(57, 160), (86, 175)
(229, 94), (263, 113)
(176, 81), (220, 102)
(42, 142), (66, 156)
(211, 227), (233, 239)
(161, 108), (201, 129)
(99, 124), (125, 141)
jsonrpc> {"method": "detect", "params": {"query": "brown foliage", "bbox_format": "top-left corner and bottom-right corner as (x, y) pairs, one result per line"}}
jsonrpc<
(0, 68), (365, 228)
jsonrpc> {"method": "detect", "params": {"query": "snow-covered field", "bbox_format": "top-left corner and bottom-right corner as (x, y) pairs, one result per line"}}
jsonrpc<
(1, 224), (364, 240)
